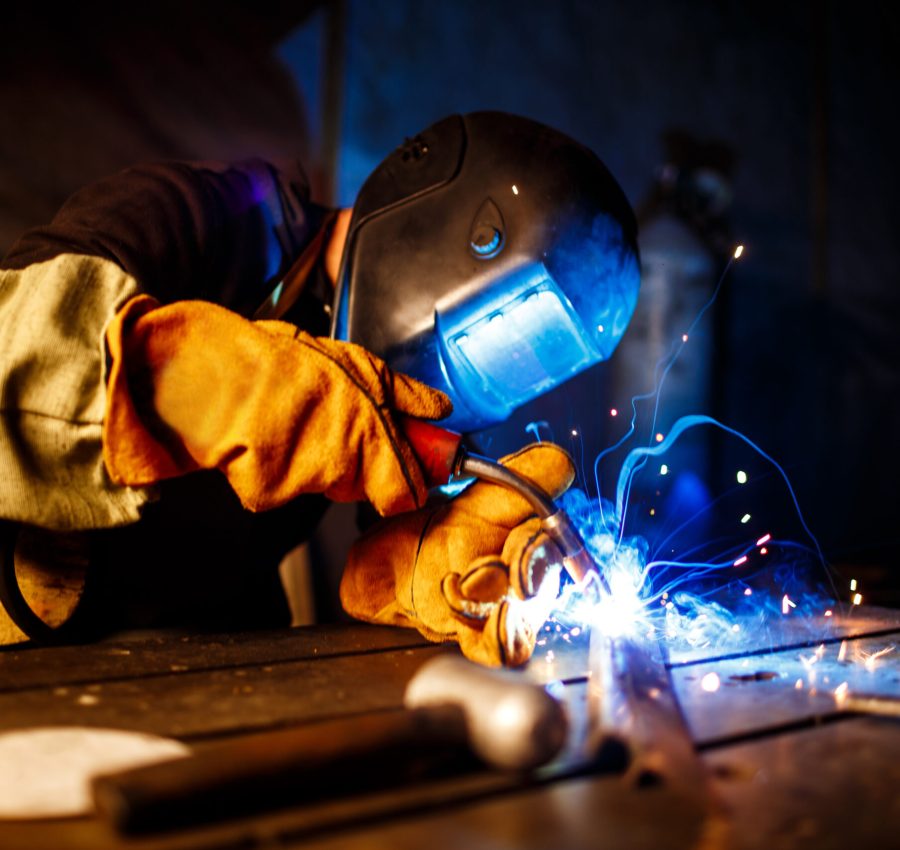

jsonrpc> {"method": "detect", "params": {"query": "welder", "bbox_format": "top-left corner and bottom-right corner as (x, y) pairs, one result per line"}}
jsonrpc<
(0, 112), (639, 665)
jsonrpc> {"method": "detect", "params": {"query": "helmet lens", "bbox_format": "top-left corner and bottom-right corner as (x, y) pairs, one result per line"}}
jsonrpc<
(445, 283), (596, 420)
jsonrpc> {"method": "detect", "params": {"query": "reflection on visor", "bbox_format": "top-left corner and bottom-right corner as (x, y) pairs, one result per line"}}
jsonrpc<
(447, 285), (595, 417)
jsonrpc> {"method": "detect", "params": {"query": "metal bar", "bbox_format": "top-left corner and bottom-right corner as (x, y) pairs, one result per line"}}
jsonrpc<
(838, 691), (900, 718)
(589, 632), (704, 785)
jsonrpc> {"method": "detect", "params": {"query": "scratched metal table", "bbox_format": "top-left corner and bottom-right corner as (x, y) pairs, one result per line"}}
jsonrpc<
(1, 606), (899, 849)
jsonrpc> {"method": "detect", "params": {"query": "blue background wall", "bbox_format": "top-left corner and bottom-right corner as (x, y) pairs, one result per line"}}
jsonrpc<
(276, 0), (899, 572)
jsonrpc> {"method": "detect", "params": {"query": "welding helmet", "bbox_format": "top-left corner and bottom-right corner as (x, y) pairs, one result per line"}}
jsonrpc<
(332, 111), (640, 432)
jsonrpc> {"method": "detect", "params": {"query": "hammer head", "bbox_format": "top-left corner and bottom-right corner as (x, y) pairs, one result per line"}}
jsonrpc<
(404, 654), (568, 771)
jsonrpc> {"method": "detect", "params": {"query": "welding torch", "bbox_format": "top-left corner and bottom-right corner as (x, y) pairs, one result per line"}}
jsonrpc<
(400, 416), (610, 597)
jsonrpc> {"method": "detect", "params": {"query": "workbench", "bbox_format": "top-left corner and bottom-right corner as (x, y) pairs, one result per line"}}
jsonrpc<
(1, 606), (899, 849)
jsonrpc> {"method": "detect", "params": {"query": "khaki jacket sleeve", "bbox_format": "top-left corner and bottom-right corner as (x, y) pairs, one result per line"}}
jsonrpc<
(0, 253), (155, 530)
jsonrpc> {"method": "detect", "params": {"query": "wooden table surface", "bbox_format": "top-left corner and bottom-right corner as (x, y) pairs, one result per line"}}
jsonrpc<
(1, 607), (899, 850)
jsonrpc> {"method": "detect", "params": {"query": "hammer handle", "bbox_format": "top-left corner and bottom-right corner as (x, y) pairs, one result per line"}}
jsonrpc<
(93, 705), (468, 834)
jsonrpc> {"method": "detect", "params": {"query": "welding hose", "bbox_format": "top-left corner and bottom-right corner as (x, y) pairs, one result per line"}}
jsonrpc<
(400, 417), (608, 595)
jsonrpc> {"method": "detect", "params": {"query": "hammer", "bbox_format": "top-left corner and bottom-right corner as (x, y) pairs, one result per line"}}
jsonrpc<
(92, 655), (568, 833)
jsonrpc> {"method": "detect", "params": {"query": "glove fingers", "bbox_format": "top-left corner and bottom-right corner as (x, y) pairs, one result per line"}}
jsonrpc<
(300, 336), (449, 515)
(454, 443), (576, 527)
(323, 426), (424, 516)
(456, 601), (536, 668)
(305, 336), (451, 420)
(503, 519), (564, 600)
(389, 370), (453, 421)
(441, 557), (509, 621)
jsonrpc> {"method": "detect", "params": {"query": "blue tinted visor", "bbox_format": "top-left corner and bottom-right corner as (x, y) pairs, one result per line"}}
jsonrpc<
(438, 277), (600, 422)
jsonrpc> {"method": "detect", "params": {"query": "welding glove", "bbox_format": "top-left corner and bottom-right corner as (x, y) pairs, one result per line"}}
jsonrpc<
(103, 295), (452, 516)
(340, 443), (575, 667)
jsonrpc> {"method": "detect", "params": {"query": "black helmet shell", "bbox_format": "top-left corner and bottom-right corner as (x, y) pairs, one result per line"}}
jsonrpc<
(333, 111), (640, 432)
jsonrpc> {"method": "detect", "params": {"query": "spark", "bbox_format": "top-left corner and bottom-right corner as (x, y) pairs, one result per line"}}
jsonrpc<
(799, 652), (819, 673)
(550, 322), (826, 660)
(701, 672), (720, 692)
(592, 227), (831, 573)
(597, 324), (605, 333)
(760, 547), (768, 555)
(593, 241), (743, 526)
(682, 333), (689, 342)
(834, 681), (849, 705)
(734, 244), (744, 259)
(850, 579), (857, 591)
(512, 184), (519, 195)
(862, 645), (895, 671)
(838, 641), (847, 662)
(815, 644), (826, 659)
(824, 609), (833, 617)
(795, 678), (804, 689)
(571, 429), (578, 437)
(853, 593), (863, 606)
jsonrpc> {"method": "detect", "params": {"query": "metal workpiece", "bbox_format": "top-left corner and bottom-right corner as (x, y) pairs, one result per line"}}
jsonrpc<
(588, 629), (709, 791)
(838, 692), (900, 717)
(404, 655), (568, 771)
(582, 629), (730, 845)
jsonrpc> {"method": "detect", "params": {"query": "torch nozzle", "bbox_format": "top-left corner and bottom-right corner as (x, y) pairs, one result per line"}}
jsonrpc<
(396, 415), (609, 597)
(456, 451), (610, 597)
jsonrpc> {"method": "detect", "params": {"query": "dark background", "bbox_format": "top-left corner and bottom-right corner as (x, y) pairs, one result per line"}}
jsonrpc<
(2, 1), (897, 602)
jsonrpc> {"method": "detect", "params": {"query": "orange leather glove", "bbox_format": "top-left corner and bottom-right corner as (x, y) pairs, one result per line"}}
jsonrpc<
(340, 444), (575, 667)
(103, 295), (451, 516)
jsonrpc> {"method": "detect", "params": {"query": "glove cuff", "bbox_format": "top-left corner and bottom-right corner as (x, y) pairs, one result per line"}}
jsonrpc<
(103, 295), (195, 486)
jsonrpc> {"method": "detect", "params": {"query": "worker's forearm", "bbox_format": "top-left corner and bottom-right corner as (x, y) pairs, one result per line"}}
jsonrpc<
(2, 159), (328, 315)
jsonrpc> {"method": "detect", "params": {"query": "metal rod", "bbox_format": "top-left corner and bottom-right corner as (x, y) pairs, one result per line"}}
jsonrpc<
(587, 628), (728, 844)
(838, 692), (900, 718)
